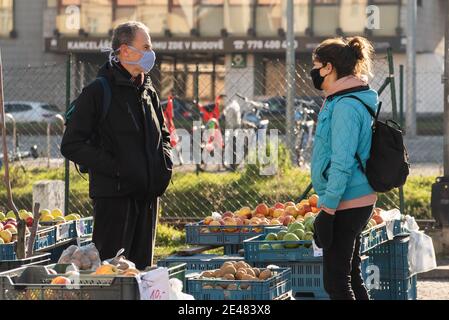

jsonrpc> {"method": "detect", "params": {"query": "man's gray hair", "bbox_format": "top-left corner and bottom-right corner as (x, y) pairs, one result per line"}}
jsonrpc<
(111, 21), (150, 51)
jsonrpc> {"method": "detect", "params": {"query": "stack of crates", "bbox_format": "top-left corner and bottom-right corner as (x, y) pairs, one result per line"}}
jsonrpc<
(363, 236), (417, 300)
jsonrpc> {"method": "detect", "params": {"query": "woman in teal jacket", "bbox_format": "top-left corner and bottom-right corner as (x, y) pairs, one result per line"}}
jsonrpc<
(310, 36), (377, 300)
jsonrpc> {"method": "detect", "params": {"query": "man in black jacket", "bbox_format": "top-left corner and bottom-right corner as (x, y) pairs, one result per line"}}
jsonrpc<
(61, 21), (172, 269)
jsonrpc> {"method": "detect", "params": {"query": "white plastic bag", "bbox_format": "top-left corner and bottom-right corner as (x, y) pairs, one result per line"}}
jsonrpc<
(169, 278), (195, 300)
(408, 230), (437, 275)
(404, 215), (420, 232)
(57, 243), (101, 271)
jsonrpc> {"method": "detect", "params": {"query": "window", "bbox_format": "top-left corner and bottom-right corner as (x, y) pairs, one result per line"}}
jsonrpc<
(312, 0), (339, 36)
(41, 104), (61, 112)
(339, 0), (368, 34)
(0, 0), (13, 37)
(136, 0), (167, 35)
(5, 104), (32, 113)
(199, 0), (224, 36)
(56, 0), (112, 35)
(114, 0), (137, 28)
(168, 0), (197, 36)
(370, 0), (400, 36)
(224, 0), (252, 36)
(256, 0), (282, 36)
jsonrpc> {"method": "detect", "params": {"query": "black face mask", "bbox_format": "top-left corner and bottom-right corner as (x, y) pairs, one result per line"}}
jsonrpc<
(310, 66), (326, 91)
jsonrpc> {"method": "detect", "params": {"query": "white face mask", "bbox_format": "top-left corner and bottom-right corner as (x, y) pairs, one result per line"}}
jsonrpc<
(101, 46), (156, 73)
(121, 46), (156, 74)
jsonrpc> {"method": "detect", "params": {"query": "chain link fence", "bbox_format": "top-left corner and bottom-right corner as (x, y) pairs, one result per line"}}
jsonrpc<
(0, 51), (441, 220)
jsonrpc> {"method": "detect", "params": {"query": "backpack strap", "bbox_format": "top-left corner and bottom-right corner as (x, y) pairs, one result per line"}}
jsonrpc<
(97, 76), (112, 123)
(337, 95), (382, 174)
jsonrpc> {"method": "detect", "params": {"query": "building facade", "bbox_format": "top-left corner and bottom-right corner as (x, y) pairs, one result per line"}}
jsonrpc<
(0, 0), (446, 112)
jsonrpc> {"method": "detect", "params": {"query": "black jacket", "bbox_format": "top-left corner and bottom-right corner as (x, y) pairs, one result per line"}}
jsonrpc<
(61, 62), (173, 200)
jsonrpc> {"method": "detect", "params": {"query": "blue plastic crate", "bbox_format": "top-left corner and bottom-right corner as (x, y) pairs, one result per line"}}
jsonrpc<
(0, 243), (16, 261)
(243, 234), (319, 263)
(187, 268), (291, 300)
(367, 237), (410, 280)
(369, 275), (417, 300)
(157, 254), (244, 272)
(77, 217), (94, 236)
(33, 226), (57, 251)
(185, 222), (282, 246)
(392, 220), (410, 237)
(254, 261), (328, 299)
(360, 224), (389, 254)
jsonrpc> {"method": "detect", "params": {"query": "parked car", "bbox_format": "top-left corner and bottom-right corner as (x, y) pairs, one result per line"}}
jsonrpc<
(4, 101), (62, 123)
(160, 98), (197, 120)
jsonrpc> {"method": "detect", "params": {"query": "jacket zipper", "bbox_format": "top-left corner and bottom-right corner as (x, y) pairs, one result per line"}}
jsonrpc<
(126, 103), (140, 131)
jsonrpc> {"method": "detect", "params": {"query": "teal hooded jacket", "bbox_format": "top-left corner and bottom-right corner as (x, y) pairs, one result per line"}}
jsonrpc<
(311, 86), (379, 210)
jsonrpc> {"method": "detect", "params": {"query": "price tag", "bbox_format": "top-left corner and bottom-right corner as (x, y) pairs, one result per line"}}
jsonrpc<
(56, 223), (70, 241)
(138, 268), (170, 300)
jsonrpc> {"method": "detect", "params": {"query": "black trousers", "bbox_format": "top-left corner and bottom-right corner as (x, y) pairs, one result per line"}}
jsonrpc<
(92, 196), (158, 270)
(322, 205), (374, 300)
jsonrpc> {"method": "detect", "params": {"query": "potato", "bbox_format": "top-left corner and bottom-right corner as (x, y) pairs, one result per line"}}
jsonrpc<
(259, 269), (272, 280)
(235, 270), (247, 280)
(87, 250), (99, 262)
(80, 256), (92, 270)
(221, 265), (237, 276)
(245, 268), (256, 277)
(71, 248), (84, 260)
(253, 268), (261, 277)
(202, 271), (214, 278)
(223, 274), (235, 281)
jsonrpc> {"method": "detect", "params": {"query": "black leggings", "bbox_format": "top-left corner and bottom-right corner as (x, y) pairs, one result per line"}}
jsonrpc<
(322, 205), (374, 300)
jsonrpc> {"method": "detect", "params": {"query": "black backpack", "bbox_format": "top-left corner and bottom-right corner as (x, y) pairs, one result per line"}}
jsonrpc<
(342, 95), (410, 193)
(65, 76), (112, 174)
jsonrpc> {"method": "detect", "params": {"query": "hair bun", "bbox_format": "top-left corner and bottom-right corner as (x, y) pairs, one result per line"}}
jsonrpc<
(348, 37), (365, 60)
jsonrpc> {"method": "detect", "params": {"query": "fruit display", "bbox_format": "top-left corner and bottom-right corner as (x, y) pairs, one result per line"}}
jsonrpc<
(260, 219), (316, 250)
(200, 195), (321, 234)
(197, 261), (275, 290)
(39, 208), (81, 224)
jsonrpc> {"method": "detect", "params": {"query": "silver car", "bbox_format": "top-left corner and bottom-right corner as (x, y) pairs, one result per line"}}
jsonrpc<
(4, 101), (62, 123)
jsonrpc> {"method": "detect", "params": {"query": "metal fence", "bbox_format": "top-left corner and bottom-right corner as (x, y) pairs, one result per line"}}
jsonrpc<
(0, 50), (443, 220)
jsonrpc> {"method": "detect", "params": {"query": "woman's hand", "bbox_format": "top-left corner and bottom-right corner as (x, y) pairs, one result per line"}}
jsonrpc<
(313, 210), (336, 250)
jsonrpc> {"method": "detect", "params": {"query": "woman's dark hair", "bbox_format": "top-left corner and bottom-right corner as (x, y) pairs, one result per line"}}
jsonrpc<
(312, 36), (374, 79)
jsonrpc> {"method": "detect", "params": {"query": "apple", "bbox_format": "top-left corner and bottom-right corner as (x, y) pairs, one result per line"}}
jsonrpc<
(209, 220), (221, 232)
(224, 218), (237, 232)
(5, 219), (17, 226)
(255, 203), (269, 217)
(297, 204), (307, 216)
(244, 219), (251, 225)
(303, 204), (312, 214)
(218, 219), (225, 226)
(254, 213), (266, 219)
(274, 203), (285, 210)
(309, 195), (319, 208)
(0, 230), (12, 243)
(270, 219), (281, 225)
(283, 216), (295, 226)
(3, 224), (16, 231)
(203, 216), (214, 225)
(272, 209), (284, 219)
(285, 206), (299, 217)
(222, 211), (234, 219)
(285, 201), (296, 207)
(0, 224), (3, 232)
